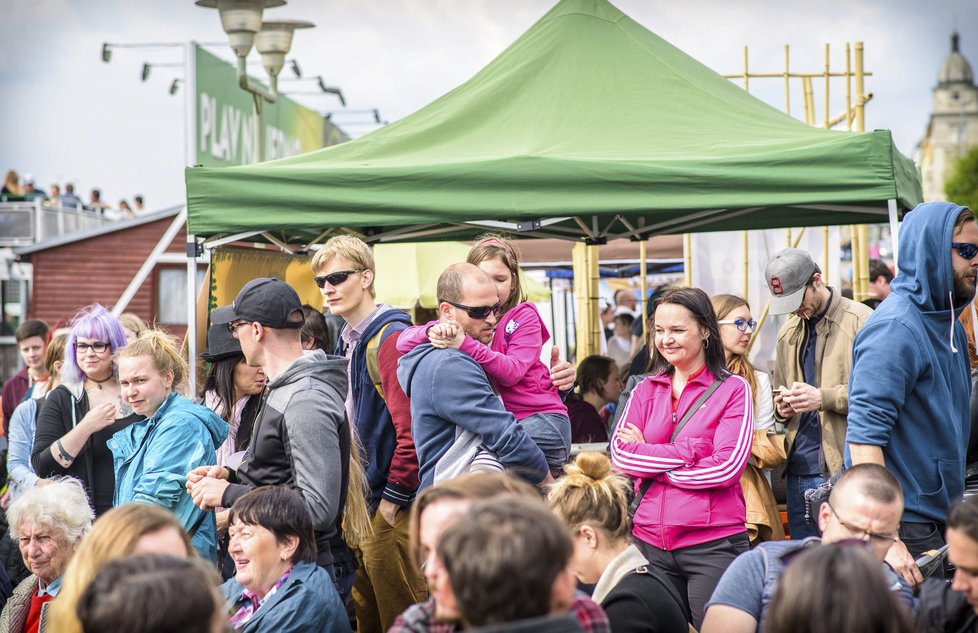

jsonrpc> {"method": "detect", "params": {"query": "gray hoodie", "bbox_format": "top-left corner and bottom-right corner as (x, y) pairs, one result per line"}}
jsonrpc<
(222, 349), (351, 567)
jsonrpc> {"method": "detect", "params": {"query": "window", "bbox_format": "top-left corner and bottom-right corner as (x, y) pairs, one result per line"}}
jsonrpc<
(157, 268), (207, 325)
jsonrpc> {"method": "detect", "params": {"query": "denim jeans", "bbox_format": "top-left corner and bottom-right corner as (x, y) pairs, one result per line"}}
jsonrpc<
(900, 521), (948, 580)
(520, 412), (572, 476)
(786, 473), (826, 540)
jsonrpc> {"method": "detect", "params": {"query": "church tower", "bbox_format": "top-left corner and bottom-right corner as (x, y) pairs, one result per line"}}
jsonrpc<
(919, 32), (978, 201)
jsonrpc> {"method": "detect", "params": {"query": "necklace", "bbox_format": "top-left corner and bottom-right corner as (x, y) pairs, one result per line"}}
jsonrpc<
(86, 374), (113, 390)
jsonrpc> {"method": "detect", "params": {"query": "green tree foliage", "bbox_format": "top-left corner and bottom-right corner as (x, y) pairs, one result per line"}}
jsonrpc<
(945, 145), (978, 211)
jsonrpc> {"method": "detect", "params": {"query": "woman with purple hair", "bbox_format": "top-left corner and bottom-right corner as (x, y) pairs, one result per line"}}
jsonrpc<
(31, 304), (142, 516)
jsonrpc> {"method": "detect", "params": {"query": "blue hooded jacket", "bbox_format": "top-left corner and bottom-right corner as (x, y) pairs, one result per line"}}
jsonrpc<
(846, 202), (973, 523)
(108, 392), (227, 560)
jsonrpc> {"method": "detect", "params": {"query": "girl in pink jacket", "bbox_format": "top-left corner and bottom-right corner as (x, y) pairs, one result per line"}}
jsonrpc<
(610, 287), (753, 629)
(397, 236), (570, 476)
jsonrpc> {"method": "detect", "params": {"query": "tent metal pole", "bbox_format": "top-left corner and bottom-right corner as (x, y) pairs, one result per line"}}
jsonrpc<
(639, 240), (648, 340)
(824, 226), (830, 286)
(683, 234), (692, 286)
(743, 231), (749, 298)
(187, 231), (199, 396)
(888, 199), (900, 269)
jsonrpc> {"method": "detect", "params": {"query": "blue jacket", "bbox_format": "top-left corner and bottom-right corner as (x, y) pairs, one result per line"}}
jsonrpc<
(336, 308), (415, 509)
(396, 343), (548, 491)
(220, 560), (351, 633)
(846, 202), (973, 523)
(108, 392), (227, 560)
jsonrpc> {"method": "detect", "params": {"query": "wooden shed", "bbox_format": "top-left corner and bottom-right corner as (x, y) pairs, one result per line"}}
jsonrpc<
(14, 207), (193, 339)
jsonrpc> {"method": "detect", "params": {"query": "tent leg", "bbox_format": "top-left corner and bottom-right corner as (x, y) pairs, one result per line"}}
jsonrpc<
(888, 200), (900, 269)
(639, 240), (648, 340)
(572, 243), (600, 361)
(187, 233), (200, 395)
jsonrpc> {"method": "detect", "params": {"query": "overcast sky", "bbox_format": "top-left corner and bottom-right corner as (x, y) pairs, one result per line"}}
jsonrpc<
(2, 0), (976, 212)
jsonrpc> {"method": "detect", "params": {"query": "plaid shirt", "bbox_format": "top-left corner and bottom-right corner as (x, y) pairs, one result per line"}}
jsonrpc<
(229, 566), (294, 629)
(388, 592), (610, 633)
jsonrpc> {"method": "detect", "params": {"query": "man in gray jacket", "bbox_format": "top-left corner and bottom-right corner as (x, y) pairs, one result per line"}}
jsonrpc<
(188, 277), (355, 599)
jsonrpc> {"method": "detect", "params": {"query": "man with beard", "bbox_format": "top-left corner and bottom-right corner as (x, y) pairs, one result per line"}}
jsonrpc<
(397, 263), (549, 492)
(848, 202), (978, 587)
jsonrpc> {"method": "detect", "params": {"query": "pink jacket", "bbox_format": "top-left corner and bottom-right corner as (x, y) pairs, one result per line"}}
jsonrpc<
(397, 303), (567, 421)
(610, 368), (753, 550)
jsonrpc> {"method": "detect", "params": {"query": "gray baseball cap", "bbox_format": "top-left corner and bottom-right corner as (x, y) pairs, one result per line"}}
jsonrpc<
(764, 249), (818, 315)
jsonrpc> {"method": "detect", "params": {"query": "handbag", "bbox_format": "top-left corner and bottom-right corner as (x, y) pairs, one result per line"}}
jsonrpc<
(627, 377), (726, 519)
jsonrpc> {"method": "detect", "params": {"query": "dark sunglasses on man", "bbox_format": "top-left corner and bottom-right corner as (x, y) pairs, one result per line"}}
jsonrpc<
(443, 301), (501, 320)
(313, 269), (364, 288)
(952, 242), (978, 260)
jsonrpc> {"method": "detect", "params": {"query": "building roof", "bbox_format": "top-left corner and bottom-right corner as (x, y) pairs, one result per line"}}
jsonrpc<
(13, 205), (182, 256)
(939, 32), (974, 86)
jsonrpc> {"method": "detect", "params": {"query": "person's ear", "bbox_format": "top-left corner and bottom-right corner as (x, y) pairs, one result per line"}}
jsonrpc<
(278, 535), (299, 561)
(817, 501), (831, 533)
(438, 302), (454, 321)
(578, 524), (599, 550)
(164, 369), (175, 390)
(812, 272), (823, 288)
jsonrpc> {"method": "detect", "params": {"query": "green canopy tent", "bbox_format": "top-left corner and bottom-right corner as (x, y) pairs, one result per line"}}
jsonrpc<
(185, 0), (921, 246)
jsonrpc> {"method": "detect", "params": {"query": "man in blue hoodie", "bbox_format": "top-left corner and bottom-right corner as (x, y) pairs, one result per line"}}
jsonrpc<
(397, 263), (549, 491)
(848, 202), (978, 586)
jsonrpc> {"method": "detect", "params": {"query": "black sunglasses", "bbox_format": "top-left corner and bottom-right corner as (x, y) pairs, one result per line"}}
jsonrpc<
(443, 300), (501, 320)
(314, 269), (364, 288)
(952, 242), (978, 260)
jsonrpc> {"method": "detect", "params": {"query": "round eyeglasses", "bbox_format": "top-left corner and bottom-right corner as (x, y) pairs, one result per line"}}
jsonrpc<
(717, 318), (758, 333)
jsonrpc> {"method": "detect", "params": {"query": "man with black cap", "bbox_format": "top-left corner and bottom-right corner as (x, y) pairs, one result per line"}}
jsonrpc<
(765, 248), (871, 540)
(187, 277), (356, 599)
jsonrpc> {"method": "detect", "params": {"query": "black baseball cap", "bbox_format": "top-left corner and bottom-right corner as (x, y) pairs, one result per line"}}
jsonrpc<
(211, 278), (303, 330)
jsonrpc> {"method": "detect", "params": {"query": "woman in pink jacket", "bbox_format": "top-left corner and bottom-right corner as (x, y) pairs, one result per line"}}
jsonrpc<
(610, 287), (753, 629)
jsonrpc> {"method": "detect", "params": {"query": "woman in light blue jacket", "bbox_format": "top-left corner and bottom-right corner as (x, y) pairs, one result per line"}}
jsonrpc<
(109, 330), (227, 561)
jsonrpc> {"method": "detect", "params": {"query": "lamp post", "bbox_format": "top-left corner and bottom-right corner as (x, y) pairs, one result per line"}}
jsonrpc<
(195, 0), (315, 163)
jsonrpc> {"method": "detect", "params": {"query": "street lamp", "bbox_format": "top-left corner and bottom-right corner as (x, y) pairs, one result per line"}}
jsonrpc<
(196, 0), (316, 162)
(141, 62), (183, 82)
(280, 75), (346, 106)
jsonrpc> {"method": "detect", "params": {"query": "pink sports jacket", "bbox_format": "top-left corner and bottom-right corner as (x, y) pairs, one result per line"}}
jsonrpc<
(610, 368), (753, 550)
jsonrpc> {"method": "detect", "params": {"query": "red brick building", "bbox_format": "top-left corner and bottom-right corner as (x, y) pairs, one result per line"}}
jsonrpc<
(14, 207), (194, 339)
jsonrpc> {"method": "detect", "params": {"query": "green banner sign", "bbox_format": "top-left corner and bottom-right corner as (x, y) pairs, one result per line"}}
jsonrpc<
(194, 45), (325, 166)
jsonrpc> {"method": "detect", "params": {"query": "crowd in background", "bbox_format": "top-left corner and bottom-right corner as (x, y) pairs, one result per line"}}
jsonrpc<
(0, 200), (974, 632)
(2, 168), (146, 220)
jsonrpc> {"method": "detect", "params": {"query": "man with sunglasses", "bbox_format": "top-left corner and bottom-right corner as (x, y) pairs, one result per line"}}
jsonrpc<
(765, 248), (872, 541)
(702, 464), (912, 633)
(310, 235), (427, 633)
(397, 263), (549, 492)
(848, 202), (978, 587)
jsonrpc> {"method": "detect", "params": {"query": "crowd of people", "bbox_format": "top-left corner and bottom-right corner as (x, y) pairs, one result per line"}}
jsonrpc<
(2, 168), (145, 219)
(0, 200), (974, 632)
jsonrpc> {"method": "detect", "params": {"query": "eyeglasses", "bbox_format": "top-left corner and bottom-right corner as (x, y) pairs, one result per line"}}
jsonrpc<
(952, 242), (978, 260)
(73, 341), (109, 354)
(313, 269), (364, 288)
(717, 318), (758, 333)
(826, 502), (898, 546)
(443, 300), (501, 320)
(226, 320), (251, 338)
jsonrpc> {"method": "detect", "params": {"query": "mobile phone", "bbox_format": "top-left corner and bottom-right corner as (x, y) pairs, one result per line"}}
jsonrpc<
(772, 387), (784, 396)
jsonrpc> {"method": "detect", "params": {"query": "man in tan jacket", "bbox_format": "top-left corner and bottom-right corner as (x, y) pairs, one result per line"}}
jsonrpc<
(766, 248), (872, 539)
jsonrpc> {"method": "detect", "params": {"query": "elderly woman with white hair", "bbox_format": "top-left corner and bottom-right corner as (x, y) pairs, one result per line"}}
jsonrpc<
(0, 477), (93, 633)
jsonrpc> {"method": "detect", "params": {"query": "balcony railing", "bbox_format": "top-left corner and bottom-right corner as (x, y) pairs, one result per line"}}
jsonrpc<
(0, 201), (114, 246)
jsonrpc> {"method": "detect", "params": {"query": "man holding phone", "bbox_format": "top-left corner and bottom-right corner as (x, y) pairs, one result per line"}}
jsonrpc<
(765, 248), (872, 540)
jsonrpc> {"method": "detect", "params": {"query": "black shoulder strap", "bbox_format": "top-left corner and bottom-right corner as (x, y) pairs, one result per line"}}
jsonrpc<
(187, 510), (209, 539)
(628, 377), (726, 518)
(670, 377), (726, 442)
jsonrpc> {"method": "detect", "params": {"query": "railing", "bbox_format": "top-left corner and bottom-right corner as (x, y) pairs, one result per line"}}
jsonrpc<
(0, 200), (114, 246)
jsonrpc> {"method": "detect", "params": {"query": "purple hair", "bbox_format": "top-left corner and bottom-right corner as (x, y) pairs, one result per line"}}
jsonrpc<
(61, 304), (128, 388)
